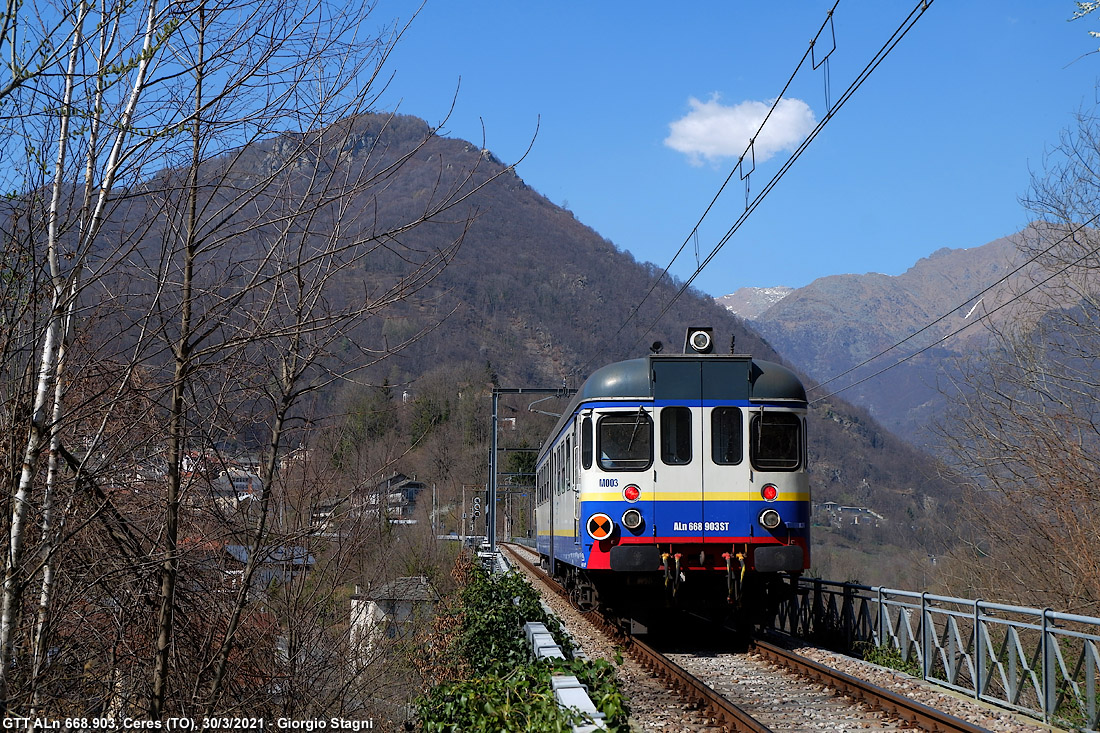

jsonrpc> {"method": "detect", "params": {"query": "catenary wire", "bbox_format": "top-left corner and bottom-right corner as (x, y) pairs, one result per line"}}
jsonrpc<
(630, 0), (934, 353)
(807, 213), (1100, 396)
(810, 228), (1100, 404)
(612, 2), (841, 338)
(568, 2), (844, 382)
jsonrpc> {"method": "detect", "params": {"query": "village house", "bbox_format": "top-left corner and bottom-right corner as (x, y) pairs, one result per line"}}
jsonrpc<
(349, 576), (439, 655)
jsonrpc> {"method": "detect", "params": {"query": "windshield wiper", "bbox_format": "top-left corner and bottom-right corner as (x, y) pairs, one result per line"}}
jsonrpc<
(626, 407), (646, 451)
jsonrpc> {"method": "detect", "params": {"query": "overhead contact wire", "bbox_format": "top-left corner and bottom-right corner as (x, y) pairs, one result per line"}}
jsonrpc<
(808, 212), (1100, 396)
(623, 1), (839, 324)
(573, 2), (842, 379)
(810, 230), (1100, 404)
(633, 0), (935, 350)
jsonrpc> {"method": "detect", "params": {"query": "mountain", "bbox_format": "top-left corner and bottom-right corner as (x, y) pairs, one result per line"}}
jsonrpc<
(727, 232), (1034, 446)
(82, 113), (957, 577)
(325, 117), (955, 543)
(716, 286), (793, 319)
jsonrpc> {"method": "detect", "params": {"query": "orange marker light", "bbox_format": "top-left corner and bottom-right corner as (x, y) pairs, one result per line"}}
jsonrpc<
(587, 513), (615, 540)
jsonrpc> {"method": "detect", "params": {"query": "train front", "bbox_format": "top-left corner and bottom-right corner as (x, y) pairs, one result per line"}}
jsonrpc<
(570, 328), (811, 621)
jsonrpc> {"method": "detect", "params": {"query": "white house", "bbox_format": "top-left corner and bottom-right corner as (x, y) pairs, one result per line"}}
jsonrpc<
(350, 576), (439, 655)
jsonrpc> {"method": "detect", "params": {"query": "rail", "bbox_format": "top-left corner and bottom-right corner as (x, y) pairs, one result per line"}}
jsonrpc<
(751, 637), (987, 733)
(503, 544), (774, 732)
(774, 578), (1100, 732)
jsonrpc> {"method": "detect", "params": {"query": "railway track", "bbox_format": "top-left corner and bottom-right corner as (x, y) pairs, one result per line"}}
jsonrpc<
(502, 543), (1034, 732)
(504, 544), (770, 731)
(750, 638), (985, 732)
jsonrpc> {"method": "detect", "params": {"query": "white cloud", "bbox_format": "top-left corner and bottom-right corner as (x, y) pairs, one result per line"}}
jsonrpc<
(665, 94), (816, 166)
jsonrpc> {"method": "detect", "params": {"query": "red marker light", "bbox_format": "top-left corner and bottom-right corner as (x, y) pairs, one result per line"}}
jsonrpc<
(623, 485), (641, 502)
(762, 484), (778, 502)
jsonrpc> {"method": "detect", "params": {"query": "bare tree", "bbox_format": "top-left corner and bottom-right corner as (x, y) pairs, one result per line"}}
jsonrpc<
(0, 0), (522, 717)
(938, 106), (1100, 613)
(0, 0), (192, 712)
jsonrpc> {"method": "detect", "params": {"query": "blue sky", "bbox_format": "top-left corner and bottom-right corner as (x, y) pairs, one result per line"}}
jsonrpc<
(373, 2), (1100, 297)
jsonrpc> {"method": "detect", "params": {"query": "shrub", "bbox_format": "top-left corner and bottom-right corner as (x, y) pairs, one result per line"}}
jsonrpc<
(417, 567), (628, 730)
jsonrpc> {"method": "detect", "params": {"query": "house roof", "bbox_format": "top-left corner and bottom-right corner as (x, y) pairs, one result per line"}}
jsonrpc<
(367, 576), (438, 602)
(225, 545), (315, 566)
(377, 473), (425, 491)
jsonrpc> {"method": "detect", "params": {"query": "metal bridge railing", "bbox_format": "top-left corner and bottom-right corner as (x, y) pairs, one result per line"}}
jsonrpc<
(774, 579), (1100, 732)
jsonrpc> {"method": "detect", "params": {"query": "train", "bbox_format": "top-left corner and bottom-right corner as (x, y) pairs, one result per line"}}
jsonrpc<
(534, 327), (810, 628)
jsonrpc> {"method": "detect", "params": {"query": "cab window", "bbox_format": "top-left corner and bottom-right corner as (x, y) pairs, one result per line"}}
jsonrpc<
(598, 411), (652, 471)
(660, 407), (691, 465)
(750, 412), (801, 470)
(711, 407), (743, 465)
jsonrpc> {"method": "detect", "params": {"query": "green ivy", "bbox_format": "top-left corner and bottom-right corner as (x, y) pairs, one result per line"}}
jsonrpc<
(457, 569), (574, 674)
(556, 657), (629, 730)
(417, 567), (629, 730)
(418, 658), (628, 732)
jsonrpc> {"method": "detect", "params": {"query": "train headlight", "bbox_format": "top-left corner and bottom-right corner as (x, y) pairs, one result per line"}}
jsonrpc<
(623, 484), (640, 502)
(685, 327), (714, 354)
(758, 508), (782, 530)
(761, 484), (778, 502)
(621, 509), (644, 531)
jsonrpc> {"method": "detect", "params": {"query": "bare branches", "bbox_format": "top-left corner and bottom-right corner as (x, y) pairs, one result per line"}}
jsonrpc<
(0, 0), (519, 718)
(938, 107), (1100, 614)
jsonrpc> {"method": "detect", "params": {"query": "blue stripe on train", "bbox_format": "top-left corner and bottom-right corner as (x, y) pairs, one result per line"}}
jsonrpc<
(541, 499), (810, 572)
(577, 499), (810, 536)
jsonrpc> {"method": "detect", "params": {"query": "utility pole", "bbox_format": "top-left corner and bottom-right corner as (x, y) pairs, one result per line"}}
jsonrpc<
(488, 387), (573, 553)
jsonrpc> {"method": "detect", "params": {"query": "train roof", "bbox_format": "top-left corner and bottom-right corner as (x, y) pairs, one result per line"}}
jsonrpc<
(540, 355), (807, 457)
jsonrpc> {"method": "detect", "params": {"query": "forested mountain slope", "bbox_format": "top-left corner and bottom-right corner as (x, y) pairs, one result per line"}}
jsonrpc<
(84, 112), (956, 574)
(224, 115), (954, 544)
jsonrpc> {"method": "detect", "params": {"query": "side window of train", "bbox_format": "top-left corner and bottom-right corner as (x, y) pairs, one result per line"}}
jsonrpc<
(750, 412), (801, 471)
(711, 407), (743, 465)
(552, 449), (557, 495)
(556, 446), (563, 494)
(581, 416), (593, 470)
(660, 407), (691, 465)
(560, 445), (565, 494)
(598, 411), (653, 471)
(566, 436), (573, 490)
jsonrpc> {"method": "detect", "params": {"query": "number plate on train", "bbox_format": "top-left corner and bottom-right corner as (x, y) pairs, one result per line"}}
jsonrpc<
(673, 522), (730, 531)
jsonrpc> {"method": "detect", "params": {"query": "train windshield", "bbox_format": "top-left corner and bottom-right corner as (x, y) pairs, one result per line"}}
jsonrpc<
(750, 412), (801, 470)
(598, 411), (652, 471)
